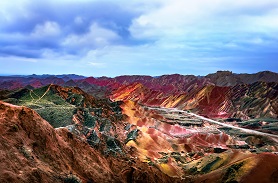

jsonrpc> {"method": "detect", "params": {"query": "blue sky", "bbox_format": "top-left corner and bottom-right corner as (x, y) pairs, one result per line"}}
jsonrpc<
(0, 0), (278, 76)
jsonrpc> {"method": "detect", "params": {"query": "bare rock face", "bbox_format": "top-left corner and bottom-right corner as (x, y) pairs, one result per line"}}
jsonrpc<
(0, 101), (179, 183)
(1, 99), (278, 183)
(120, 100), (278, 183)
(110, 81), (278, 119)
(206, 70), (278, 86)
(0, 71), (278, 183)
(1, 71), (278, 119)
(206, 71), (241, 86)
(0, 84), (278, 183)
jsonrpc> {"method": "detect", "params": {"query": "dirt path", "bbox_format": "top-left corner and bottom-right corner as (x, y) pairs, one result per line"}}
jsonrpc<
(35, 106), (75, 111)
(148, 106), (278, 140)
(29, 90), (34, 102)
(35, 84), (52, 103)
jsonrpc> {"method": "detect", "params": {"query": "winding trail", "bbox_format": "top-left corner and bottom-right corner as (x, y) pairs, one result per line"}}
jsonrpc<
(148, 106), (278, 140)
(35, 106), (75, 111)
(29, 90), (34, 102)
(35, 84), (52, 103)
(31, 90), (40, 98)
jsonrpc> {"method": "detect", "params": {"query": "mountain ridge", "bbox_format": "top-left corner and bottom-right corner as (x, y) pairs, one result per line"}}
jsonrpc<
(0, 70), (277, 90)
(1, 71), (278, 119)
(1, 79), (278, 182)
(0, 101), (179, 183)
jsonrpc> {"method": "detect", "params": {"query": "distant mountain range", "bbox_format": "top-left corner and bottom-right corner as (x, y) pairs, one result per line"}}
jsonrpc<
(0, 71), (277, 90)
(1, 71), (277, 119)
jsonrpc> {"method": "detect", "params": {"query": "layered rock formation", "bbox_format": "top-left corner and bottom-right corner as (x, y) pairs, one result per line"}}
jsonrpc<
(120, 100), (278, 182)
(111, 81), (278, 119)
(0, 101), (179, 183)
(2, 71), (276, 119)
(0, 71), (277, 182)
(1, 97), (277, 182)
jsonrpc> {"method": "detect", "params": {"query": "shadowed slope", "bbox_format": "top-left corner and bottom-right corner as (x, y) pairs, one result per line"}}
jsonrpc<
(0, 101), (180, 183)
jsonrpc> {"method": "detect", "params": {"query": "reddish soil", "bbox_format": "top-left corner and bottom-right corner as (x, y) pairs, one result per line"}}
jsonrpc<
(0, 101), (180, 183)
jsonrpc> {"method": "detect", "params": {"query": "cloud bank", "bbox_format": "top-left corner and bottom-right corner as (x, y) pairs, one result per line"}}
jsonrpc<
(0, 0), (278, 76)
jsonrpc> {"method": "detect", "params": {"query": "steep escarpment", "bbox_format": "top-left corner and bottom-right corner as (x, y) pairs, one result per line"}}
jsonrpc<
(0, 101), (180, 183)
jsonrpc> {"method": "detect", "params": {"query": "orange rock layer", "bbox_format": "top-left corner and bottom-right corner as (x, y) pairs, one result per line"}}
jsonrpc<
(121, 100), (278, 182)
(111, 82), (278, 119)
(0, 101), (179, 183)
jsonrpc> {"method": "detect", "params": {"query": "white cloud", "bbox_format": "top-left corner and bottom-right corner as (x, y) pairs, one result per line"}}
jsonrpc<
(0, 0), (31, 26)
(62, 22), (120, 50)
(129, 0), (278, 41)
(31, 21), (61, 38)
(129, 0), (219, 39)
(88, 62), (106, 68)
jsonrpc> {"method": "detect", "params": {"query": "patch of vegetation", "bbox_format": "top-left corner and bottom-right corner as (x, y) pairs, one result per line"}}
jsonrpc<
(87, 130), (100, 147)
(144, 157), (155, 166)
(9, 124), (19, 132)
(2, 86), (77, 128)
(125, 129), (139, 144)
(36, 107), (75, 128)
(171, 144), (179, 151)
(104, 136), (123, 156)
(83, 109), (96, 128)
(222, 162), (244, 183)
(106, 137), (118, 149)
(157, 152), (169, 164)
(218, 127), (232, 131)
(240, 97), (256, 110)
(18, 146), (32, 159)
(99, 118), (111, 132)
(214, 148), (227, 153)
(188, 166), (198, 174)
(92, 108), (103, 117)
(158, 156), (169, 164)
(110, 101), (122, 114)
(170, 152), (186, 163)
(9, 88), (30, 99)
(3, 98), (19, 105)
(66, 93), (84, 106)
(201, 156), (222, 174)
(63, 174), (82, 183)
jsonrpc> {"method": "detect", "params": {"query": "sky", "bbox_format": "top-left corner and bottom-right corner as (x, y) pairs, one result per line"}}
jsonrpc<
(0, 0), (278, 77)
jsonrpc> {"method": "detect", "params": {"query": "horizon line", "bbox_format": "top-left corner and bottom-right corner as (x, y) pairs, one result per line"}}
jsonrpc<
(0, 70), (276, 78)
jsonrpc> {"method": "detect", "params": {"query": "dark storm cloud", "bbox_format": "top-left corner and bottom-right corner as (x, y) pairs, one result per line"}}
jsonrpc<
(0, 46), (41, 58)
(0, 0), (139, 57)
(3, 1), (137, 35)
